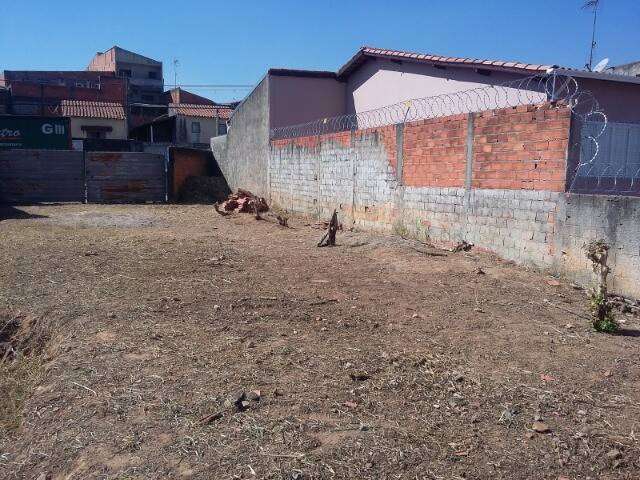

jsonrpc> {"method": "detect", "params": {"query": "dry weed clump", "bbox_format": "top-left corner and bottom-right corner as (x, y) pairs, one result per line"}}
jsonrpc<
(0, 311), (55, 434)
(584, 240), (618, 333)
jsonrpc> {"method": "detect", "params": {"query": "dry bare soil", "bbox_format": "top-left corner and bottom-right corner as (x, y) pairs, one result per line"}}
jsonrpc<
(1, 204), (639, 480)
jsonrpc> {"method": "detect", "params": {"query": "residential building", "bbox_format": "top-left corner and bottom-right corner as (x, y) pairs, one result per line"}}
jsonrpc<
(60, 100), (127, 140)
(245, 46), (640, 130)
(166, 87), (231, 142)
(164, 87), (216, 106)
(169, 103), (232, 144)
(0, 70), (126, 116)
(130, 88), (232, 147)
(610, 61), (640, 78)
(0, 86), (8, 114)
(88, 46), (164, 129)
(130, 103), (232, 147)
(88, 46), (163, 103)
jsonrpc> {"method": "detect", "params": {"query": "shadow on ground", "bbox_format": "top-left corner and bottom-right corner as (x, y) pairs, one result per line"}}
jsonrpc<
(0, 206), (48, 222)
(616, 328), (640, 338)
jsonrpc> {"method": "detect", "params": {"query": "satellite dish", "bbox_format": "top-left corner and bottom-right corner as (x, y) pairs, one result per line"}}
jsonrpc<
(593, 58), (610, 72)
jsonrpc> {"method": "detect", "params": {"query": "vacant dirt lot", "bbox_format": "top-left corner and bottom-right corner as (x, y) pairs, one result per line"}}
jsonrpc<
(1, 204), (639, 480)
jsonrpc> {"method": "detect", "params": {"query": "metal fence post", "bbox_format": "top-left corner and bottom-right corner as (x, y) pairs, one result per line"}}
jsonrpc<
(83, 150), (88, 204)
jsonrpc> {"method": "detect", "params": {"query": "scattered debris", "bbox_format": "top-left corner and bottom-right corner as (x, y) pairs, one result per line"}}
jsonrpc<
(222, 388), (262, 413)
(317, 210), (339, 247)
(245, 390), (261, 402)
(531, 421), (551, 434)
(451, 241), (473, 253)
(349, 371), (370, 382)
(214, 204), (232, 217)
(498, 405), (519, 426)
(309, 298), (338, 306)
(216, 189), (269, 216)
(275, 213), (288, 227)
(475, 267), (486, 275)
(198, 411), (223, 425)
(606, 449), (622, 460)
(409, 245), (448, 257)
(224, 390), (247, 411)
(546, 279), (561, 287)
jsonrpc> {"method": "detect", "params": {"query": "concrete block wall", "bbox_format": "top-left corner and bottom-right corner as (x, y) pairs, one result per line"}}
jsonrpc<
(212, 77), (270, 198)
(268, 103), (640, 298)
(555, 194), (640, 297)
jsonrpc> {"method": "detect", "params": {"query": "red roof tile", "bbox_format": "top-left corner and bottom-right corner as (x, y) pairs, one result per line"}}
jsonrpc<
(338, 46), (556, 78)
(60, 100), (125, 119)
(169, 103), (233, 119)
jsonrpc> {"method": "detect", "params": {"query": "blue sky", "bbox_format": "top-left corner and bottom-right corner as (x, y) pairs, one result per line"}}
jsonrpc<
(1, 0), (638, 102)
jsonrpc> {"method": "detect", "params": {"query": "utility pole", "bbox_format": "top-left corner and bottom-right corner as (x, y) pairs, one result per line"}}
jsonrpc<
(173, 59), (179, 89)
(583, 0), (600, 71)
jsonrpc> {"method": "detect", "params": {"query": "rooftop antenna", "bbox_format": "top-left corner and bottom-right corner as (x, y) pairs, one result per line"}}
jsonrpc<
(173, 58), (179, 89)
(582, 0), (600, 71)
(593, 57), (610, 73)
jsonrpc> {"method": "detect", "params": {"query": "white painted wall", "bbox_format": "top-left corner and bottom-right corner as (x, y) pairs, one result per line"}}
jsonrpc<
(177, 115), (219, 144)
(346, 58), (546, 116)
(70, 117), (127, 139)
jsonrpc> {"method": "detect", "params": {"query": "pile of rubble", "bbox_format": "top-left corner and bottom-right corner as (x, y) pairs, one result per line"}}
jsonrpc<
(215, 189), (269, 215)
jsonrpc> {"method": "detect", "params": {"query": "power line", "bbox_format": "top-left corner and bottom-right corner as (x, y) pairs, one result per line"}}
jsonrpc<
(165, 84), (253, 88)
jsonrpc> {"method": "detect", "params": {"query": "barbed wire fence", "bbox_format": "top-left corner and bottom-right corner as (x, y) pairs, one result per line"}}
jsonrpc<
(271, 73), (637, 196)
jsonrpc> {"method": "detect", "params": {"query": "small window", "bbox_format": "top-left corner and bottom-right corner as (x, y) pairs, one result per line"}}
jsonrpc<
(148, 71), (158, 79)
(119, 69), (132, 77)
(218, 122), (227, 135)
(191, 122), (201, 134)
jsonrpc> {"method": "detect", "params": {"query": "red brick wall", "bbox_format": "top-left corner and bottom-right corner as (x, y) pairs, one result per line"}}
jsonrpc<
(472, 103), (570, 191)
(402, 114), (467, 187)
(270, 102), (571, 193)
(9, 77), (127, 104)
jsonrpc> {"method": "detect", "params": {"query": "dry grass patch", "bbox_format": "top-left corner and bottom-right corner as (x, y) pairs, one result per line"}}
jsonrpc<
(0, 311), (54, 435)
